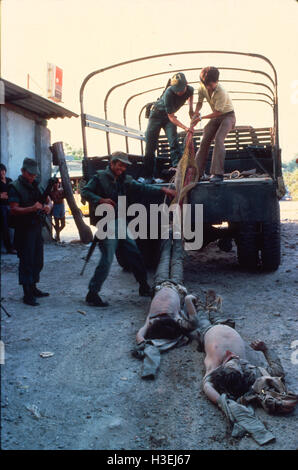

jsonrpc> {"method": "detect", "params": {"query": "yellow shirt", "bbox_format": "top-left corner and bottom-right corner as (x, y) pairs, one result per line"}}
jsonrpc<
(198, 83), (234, 114)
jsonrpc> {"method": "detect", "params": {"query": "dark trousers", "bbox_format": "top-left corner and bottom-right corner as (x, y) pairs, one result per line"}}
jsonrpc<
(0, 206), (13, 252)
(14, 224), (44, 285)
(88, 227), (147, 293)
(144, 116), (181, 176)
(154, 236), (184, 285)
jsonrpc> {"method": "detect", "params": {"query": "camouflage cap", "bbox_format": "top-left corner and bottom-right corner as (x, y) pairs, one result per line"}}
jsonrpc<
(170, 72), (187, 92)
(22, 158), (39, 175)
(111, 151), (132, 165)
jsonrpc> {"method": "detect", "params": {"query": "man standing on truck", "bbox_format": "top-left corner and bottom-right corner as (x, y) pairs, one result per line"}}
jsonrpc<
(81, 151), (176, 307)
(190, 67), (236, 183)
(144, 72), (194, 183)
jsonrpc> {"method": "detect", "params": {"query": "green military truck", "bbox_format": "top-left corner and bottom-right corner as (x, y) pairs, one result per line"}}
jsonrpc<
(79, 51), (285, 271)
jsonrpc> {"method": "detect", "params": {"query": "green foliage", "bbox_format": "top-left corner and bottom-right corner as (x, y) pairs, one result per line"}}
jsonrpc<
(283, 169), (298, 200)
(64, 143), (83, 160)
(282, 157), (297, 173)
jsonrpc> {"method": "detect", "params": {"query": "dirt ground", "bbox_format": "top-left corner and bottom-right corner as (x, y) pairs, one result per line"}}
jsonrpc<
(1, 201), (297, 451)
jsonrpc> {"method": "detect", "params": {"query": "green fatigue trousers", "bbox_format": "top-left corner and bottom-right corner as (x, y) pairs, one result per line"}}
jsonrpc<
(88, 221), (147, 293)
(144, 115), (182, 177)
(14, 224), (44, 286)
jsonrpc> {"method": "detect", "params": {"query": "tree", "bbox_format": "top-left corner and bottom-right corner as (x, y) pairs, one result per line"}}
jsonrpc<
(282, 157), (297, 173)
(64, 143), (83, 160)
(283, 169), (298, 200)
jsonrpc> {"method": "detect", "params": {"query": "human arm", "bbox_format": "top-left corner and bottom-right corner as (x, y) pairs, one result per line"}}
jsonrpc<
(190, 101), (203, 127)
(0, 191), (8, 199)
(129, 179), (176, 201)
(43, 196), (53, 214)
(9, 201), (43, 215)
(250, 340), (285, 379)
(188, 94), (194, 118)
(164, 87), (194, 133)
(81, 176), (115, 207)
(167, 113), (193, 133)
(184, 294), (198, 318)
(203, 379), (221, 405)
(136, 324), (148, 345)
(160, 187), (176, 199)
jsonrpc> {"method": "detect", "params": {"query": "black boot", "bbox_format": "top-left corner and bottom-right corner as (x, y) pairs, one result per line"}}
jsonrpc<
(32, 284), (50, 297)
(23, 285), (39, 306)
(139, 282), (152, 297)
(85, 291), (109, 307)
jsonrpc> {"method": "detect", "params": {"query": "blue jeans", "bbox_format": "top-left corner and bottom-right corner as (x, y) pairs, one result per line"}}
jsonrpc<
(144, 115), (182, 176)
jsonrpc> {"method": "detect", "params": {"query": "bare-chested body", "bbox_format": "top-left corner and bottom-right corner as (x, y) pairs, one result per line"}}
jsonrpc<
(204, 324), (246, 374)
(136, 287), (196, 344)
(194, 292), (286, 406)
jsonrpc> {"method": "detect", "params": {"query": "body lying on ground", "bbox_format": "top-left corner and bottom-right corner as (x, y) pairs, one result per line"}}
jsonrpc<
(193, 290), (298, 415)
(133, 234), (202, 379)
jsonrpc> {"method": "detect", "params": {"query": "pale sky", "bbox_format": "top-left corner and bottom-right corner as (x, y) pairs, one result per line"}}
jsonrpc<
(1, 0), (298, 161)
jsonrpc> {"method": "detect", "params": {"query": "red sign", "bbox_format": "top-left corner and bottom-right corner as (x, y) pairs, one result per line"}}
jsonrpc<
(54, 66), (63, 101)
(47, 63), (63, 102)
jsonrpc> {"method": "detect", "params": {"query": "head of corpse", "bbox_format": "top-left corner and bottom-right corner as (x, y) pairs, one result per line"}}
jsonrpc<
(208, 352), (255, 399)
(145, 315), (185, 340)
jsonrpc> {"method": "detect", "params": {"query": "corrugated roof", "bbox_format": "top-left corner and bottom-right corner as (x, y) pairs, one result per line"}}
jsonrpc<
(2, 79), (78, 119)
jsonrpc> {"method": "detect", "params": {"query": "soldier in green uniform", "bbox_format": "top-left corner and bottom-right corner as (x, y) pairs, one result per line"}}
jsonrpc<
(81, 151), (176, 307)
(144, 72), (194, 182)
(8, 158), (53, 306)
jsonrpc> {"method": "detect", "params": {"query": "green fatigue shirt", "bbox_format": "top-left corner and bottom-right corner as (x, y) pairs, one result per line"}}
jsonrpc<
(81, 166), (165, 208)
(150, 85), (194, 118)
(198, 82), (234, 114)
(8, 176), (44, 228)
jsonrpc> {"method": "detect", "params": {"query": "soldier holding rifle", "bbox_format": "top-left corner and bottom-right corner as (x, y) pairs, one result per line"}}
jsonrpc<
(8, 158), (53, 306)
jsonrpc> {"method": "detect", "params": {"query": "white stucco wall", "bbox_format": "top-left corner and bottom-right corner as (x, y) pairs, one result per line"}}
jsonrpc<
(0, 106), (52, 185)
(1, 107), (35, 179)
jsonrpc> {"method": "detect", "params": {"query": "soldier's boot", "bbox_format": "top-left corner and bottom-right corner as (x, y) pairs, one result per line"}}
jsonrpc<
(23, 285), (39, 306)
(32, 284), (50, 297)
(85, 291), (109, 307)
(139, 281), (152, 297)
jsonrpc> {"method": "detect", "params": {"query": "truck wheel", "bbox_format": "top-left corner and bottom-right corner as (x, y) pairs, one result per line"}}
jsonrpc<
(235, 223), (259, 269)
(260, 221), (280, 271)
(260, 202), (281, 271)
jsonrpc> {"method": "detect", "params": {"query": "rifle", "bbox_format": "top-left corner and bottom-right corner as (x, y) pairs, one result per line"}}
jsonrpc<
(80, 235), (98, 276)
(37, 176), (59, 238)
(0, 298), (11, 318)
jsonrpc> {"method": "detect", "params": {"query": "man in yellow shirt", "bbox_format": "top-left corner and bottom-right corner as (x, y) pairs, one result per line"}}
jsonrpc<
(190, 67), (236, 183)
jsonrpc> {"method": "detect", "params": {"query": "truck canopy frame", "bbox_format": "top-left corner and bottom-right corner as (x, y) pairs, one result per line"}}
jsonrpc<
(79, 50), (280, 178)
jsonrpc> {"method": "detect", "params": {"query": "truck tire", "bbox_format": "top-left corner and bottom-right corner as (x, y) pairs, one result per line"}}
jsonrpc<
(235, 223), (259, 269)
(260, 201), (281, 271)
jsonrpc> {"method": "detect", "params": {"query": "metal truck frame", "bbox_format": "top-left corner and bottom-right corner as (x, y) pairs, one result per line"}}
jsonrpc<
(79, 51), (284, 271)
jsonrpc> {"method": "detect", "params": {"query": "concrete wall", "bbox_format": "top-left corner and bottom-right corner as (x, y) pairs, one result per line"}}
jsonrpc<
(0, 106), (51, 184)
(0, 105), (53, 241)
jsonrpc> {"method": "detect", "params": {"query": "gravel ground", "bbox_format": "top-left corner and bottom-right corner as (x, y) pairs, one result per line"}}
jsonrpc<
(1, 201), (297, 451)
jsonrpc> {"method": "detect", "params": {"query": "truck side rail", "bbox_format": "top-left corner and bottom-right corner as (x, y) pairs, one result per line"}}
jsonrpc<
(84, 114), (145, 141)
